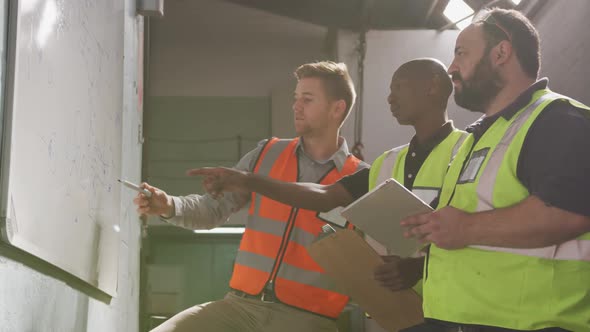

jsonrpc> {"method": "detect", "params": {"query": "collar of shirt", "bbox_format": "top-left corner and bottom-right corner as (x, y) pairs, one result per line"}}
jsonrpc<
(408, 121), (456, 156)
(295, 136), (350, 171)
(466, 78), (549, 137)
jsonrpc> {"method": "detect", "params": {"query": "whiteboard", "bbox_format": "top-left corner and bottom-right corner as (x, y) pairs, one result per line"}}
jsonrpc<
(0, 0), (124, 295)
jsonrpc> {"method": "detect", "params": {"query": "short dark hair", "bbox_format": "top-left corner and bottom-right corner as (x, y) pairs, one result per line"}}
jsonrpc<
(475, 8), (540, 78)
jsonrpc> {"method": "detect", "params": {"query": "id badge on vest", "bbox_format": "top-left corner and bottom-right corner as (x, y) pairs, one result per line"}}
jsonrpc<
(458, 148), (489, 184)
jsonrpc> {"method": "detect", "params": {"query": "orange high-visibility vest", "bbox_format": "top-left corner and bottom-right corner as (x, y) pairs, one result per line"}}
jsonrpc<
(229, 137), (364, 318)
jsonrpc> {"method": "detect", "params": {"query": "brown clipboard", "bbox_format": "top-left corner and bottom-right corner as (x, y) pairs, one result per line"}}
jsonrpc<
(309, 229), (424, 332)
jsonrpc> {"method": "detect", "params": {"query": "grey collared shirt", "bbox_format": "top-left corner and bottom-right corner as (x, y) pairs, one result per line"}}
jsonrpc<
(164, 137), (367, 230)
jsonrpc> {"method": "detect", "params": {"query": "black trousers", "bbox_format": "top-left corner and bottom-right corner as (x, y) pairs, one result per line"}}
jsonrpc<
(400, 320), (571, 332)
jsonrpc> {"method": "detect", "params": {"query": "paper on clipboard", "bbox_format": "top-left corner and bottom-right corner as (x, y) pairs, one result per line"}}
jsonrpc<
(309, 229), (424, 331)
(340, 178), (433, 257)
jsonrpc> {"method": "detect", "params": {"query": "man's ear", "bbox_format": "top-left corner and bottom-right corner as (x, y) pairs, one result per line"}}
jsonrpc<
(331, 99), (347, 123)
(491, 40), (512, 66)
(428, 75), (441, 96)
(330, 99), (346, 124)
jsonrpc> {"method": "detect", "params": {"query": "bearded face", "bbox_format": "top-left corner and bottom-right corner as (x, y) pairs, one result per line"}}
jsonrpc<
(452, 50), (504, 113)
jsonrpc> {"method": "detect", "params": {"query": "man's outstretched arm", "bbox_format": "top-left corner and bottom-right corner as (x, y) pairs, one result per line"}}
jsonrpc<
(188, 167), (355, 212)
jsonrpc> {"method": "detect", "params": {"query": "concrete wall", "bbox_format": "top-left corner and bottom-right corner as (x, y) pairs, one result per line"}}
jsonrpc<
(148, 0), (328, 98)
(0, 0), (143, 331)
(146, 0), (329, 139)
(531, 0), (590, 104)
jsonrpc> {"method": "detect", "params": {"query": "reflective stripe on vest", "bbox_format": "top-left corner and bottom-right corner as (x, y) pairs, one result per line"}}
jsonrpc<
(374, 144), (408, 186)
(371, 130), (467, 203)
(230, 137), (364, 318)
(467, 92), (590, 262)
(368, 130), (467, 294)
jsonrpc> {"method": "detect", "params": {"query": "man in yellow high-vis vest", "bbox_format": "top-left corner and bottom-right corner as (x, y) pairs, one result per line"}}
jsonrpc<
(191, 58), (466, 294)
(401, 8), (590, 332)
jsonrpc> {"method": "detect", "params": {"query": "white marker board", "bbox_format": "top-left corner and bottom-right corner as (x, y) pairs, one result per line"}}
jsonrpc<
(0, 0), (125, 295)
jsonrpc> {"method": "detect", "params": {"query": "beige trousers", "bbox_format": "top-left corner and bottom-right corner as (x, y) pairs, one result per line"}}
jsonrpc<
(151, 292), (338, 332)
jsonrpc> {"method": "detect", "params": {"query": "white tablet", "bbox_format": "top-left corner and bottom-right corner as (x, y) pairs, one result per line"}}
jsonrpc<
(340, 178), (433, 257)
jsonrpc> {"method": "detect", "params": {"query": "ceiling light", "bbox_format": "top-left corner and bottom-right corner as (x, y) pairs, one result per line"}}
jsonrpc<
(443, 0), (475, 30)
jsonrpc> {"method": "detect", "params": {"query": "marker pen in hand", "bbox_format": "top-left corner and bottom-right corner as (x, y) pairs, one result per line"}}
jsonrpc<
(118, 179), (153, 198)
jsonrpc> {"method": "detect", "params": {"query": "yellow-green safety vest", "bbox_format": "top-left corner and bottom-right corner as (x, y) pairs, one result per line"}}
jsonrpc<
(369, 129), (467, 295)
(427, 89), (590, 331)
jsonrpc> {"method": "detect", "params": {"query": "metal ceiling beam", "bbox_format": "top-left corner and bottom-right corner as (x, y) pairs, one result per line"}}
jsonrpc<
(423, 0), (441, 25)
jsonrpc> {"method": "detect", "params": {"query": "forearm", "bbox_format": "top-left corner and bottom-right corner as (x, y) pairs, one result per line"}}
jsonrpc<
(464, 196), (590, 248)
(244, 173), (348, 212)
(164, 193), (245, 230)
